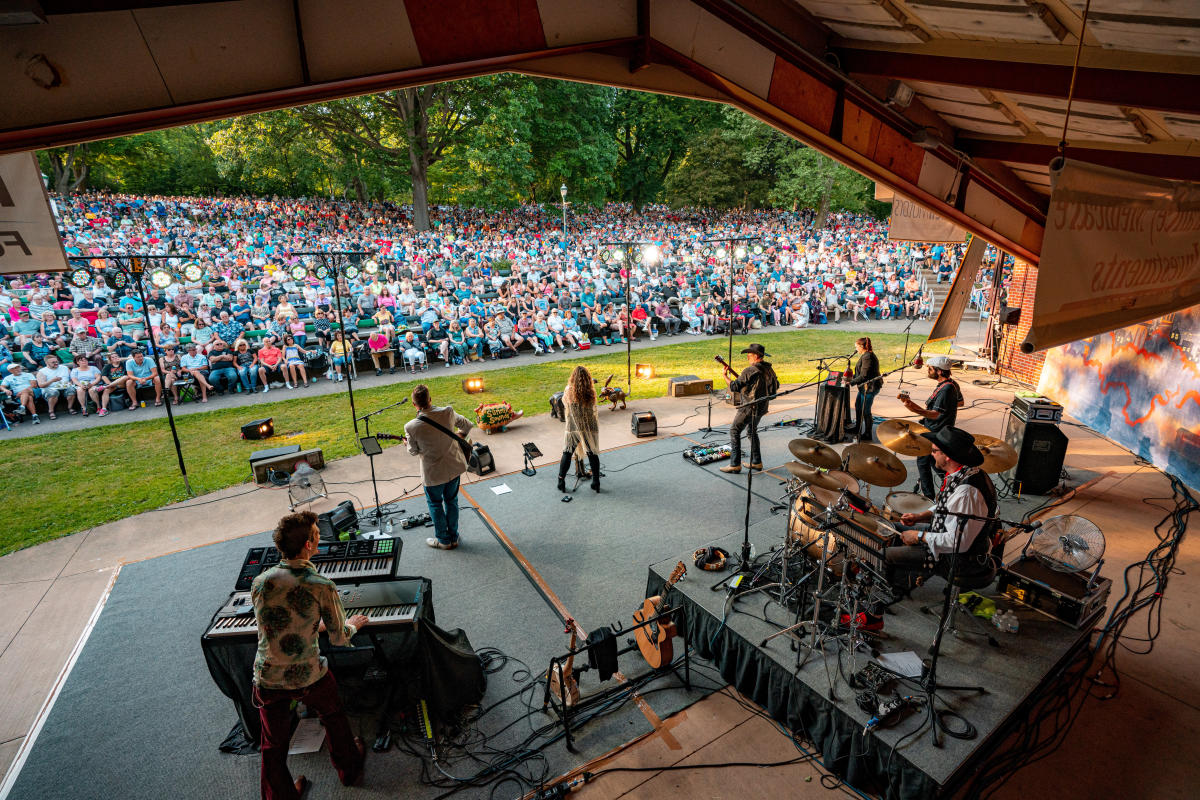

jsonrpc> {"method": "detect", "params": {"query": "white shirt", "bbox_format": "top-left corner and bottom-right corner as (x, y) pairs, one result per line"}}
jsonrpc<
(925, 474), (988, 559)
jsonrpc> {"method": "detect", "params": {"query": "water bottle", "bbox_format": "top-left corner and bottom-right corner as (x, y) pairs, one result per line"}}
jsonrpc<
(1006, 611), (1020, 634)
(384, 518), (394, 535)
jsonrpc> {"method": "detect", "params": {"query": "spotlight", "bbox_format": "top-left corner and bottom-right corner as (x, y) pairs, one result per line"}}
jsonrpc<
(241, 417), (274, 440)
(343, 265), (359, 279)
(703, 247), (712, 257)
(290, 264), (307, 280)
(734, 246), (747, 260)
(753, 244), (763, 255)
(633, 249), (644, 264)
(462, 377), (485, 394)
(103, 268), (127, 290)
(148, 268), (173, 289)
(182, 262), (203, 282)
(610, 248), (625, 263)
(635, 363), (655, 379)
(521, 442), (543, 477)
(69, 268), (91, 288)
(642, 245), (661, 266)
(716, 247), (727, 260)
(363, 259), (379, 275)
(315, 265), (329, 280)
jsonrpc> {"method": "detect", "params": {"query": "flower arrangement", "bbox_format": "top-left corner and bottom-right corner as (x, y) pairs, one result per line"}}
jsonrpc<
(475, 401), (523, 433)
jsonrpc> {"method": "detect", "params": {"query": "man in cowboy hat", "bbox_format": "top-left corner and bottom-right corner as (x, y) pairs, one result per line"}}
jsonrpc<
(897, 354), (963, 498)
(719, 342), (780, 474)
(885, 426), (998, 583)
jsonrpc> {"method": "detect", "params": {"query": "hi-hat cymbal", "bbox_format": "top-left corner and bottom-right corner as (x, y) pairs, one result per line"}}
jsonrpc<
(877, 419), (932, 457)
(844, 443), (908, 487)
(972, 435), (1019, 474)
(784, 462), (846, 491)
(787, 438), (842, 470)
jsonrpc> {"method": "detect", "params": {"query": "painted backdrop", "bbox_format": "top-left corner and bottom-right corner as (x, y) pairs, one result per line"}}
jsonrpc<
(1039, 307), (1200, 489)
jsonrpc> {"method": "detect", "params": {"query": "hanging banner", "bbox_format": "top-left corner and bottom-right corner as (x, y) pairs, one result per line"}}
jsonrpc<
(0, 152), (68, 275)
(887, 196), (968, 243)
(928, 234), (987, 342)
(1023, 158), (1200, 353)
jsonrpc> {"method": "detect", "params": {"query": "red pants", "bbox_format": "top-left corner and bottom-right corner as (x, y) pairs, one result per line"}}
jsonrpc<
(254, 670), (362, 799)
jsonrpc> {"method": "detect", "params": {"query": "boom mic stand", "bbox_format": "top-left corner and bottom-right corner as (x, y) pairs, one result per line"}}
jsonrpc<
(357, 397), (409, 528)
(897, 323), (925, 390)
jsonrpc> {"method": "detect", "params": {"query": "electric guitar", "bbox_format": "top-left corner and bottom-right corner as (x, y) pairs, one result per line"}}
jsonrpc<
(714, 355), (745, 404)
(633, 561), (687, 670)
(547, 617), (581, 708)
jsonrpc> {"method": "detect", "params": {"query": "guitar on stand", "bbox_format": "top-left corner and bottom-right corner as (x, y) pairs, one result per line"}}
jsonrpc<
(633, 562), (687, 669)
(547, 617), (581, 708)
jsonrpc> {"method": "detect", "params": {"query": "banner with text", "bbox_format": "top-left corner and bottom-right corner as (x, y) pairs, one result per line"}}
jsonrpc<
(0, 152), (68, 275)
(928, 234), (986, 342)
(887, 196), (967, 243)
(1024, 158), (1200, 353)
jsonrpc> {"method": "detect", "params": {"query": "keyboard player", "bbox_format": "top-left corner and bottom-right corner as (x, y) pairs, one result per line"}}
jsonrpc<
(251, 511), (370, 799)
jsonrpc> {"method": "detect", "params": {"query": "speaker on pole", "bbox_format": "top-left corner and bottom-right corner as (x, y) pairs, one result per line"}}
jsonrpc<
(1001, 411), (1068, 495)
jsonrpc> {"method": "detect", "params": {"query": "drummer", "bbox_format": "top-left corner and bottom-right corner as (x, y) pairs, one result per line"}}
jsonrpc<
(897, 355), (963, 499)
(884, 427), (997, 586)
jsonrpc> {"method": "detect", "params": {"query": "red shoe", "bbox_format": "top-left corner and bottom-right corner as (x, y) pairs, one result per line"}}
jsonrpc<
(840, 612), (884, 632)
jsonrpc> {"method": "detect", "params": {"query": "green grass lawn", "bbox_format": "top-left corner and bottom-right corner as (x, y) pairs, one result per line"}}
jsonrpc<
(0, 330), (943, 555)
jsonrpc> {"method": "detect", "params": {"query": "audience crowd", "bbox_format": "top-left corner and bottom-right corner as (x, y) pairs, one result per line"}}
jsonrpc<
(0, 193), (985, 426)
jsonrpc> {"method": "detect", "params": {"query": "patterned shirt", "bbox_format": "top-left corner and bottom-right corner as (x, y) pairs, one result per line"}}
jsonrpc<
(251, 559), (357, 690)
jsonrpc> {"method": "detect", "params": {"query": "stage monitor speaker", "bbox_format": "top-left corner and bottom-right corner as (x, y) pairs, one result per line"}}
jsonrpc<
(251, 447), (326, 484)
(1001, 413), (1067, 495)
(632, 411), (657, 437)
(470, 442), (496, 475)
(668, 375), (713, 397)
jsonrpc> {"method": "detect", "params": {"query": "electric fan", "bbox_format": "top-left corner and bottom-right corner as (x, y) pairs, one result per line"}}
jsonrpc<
(1024, 515), (1104, 573)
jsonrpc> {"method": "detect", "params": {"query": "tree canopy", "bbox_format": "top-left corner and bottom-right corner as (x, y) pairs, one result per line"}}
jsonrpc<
(38, 75), (884, 227)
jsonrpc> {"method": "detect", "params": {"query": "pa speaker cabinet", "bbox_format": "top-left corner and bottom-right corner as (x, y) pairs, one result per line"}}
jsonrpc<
(252, 447), (326, 484)
(668, 375), (713, 397)
(1001, 413), (1067, 495)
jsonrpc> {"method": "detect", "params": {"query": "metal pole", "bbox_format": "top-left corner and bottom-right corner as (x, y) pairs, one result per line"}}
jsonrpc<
(127, 258), (192, 496)
(625, 245), (632, 389)
(324, 254), (360, 437)
(727, 249), (735, 365)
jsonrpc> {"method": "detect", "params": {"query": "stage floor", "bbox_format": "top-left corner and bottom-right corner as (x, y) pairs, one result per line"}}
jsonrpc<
(3, 376), (1200, 800)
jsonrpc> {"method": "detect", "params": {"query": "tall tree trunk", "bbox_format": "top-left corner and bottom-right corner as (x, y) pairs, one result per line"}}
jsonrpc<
(410, 157), (431, 231)
(814, 171), (836, 229)
(49, 145), (89, 195)
(351, 174), (368, 203)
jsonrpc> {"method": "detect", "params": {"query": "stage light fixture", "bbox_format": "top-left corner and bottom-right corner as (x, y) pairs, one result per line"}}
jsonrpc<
(103, 268), (127, 290)
(315, 265), (329, 280)
(241, 417), (274, 440)
(610, 248), (625, 263)
(69, 268), (91, 288)
(753, 244), (763, 255)
(642, 245), (661, 266)
(182, 262), (203, 282)
(462, 377), (485, 394)
(364, 259), (379, 275)
(703, 247), (712, 257)
(635, 363), (655, 379)
(734, 246), (747, 260)
(149, 268), (173, 289)
(290, 264), (307, 280)
(343, 265), (359, 279)
(716, 247), (727, 259)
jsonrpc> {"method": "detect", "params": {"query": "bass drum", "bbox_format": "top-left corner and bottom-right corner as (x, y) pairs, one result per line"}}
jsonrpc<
(789, 496), (847, 575)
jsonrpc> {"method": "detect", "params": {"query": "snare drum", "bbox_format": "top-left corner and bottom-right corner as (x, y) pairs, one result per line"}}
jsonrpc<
(882, 491), (932, 522)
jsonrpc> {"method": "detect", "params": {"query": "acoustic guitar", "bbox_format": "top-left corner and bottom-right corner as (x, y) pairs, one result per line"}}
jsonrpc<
(633, 562), (687, 670)
(714, 355), (745, 405)
(547, 617), (581, 708)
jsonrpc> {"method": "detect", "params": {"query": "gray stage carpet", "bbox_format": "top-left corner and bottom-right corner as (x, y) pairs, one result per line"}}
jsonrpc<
(7, 423), (805, 800)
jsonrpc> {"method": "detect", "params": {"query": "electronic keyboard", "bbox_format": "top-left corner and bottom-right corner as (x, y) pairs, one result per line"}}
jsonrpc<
(204, 579), (423, 640)
(234, 537), (402, 590)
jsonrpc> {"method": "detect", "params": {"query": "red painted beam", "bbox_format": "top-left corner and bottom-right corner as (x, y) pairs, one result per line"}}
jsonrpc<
(960, 138), (1200, 182)
(840, 48), (1200, 116)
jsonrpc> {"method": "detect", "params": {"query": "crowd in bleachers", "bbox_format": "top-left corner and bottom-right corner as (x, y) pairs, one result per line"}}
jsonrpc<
(0, 194), (965, 426)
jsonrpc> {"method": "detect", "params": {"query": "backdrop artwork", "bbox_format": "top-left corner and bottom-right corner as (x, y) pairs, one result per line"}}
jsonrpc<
(1039, 307), (1200, 490)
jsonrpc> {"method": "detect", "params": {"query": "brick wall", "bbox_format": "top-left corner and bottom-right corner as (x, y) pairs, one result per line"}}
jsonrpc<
(997, 259), (1045, 386)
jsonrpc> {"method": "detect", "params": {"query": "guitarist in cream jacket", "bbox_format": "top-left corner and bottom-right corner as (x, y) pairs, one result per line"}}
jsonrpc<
(720, 343), (779, 474)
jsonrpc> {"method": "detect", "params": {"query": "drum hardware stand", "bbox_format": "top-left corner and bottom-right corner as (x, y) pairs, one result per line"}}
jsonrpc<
(760, 498), (843, 651)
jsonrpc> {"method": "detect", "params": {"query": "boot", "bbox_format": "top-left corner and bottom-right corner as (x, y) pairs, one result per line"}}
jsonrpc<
(589, 452), (601, 492)
(557, 451), (571, 493)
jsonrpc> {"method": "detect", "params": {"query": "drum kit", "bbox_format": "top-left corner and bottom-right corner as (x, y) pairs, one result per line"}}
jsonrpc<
(763, 420), (1019, 669)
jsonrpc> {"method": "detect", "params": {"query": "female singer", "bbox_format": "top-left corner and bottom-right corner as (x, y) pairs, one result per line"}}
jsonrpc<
(557, 365), (601, 493)
(848, 336), (882, 441)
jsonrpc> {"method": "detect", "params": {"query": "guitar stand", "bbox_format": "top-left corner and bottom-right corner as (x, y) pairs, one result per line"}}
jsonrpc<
(543, 606), (692, 752)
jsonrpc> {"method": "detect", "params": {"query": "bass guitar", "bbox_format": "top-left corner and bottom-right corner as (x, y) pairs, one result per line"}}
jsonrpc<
(714, 355), (745, 404)
(633, 561), (687, 670)
(547, 617), (581, 708)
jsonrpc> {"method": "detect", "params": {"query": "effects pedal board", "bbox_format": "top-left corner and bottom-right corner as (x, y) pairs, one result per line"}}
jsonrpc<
(683, 444), (733, 465)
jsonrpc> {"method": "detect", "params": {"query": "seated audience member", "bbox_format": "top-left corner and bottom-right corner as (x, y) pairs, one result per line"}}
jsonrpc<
(36, 353), (76, 419)
(208, 340), (239, 394)
(70, 354), (103, 417)
(1, 363), (39, 424)
(179, 342), (213, 402)
(257, 340), (286, 392)
(125, 348), (163, 407)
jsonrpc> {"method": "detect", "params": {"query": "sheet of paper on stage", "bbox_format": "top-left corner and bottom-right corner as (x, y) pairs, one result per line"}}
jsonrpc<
(490, 483), (512, 495)
(288, 718), (326, 754)
(878, 651), (924, 678)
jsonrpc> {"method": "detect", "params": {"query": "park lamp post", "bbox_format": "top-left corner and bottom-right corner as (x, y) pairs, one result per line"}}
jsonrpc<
(560, 183), (569, 236)
(601, 241), (661, 388)
(67, 255), (197, 496)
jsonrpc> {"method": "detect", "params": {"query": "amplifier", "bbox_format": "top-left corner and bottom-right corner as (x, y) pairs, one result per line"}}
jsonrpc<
(668, 375), (713, 397)
(251, 447), (325, 484)
(631, 411), (657, 437)
(1000, 413), (1067, 495)
(1012, 394), (1063, 423)
(996, 556), (1110, 629)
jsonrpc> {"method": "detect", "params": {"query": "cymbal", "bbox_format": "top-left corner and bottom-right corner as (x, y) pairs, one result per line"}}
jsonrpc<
(784, 462), (846, 491)
(973, 435), (1018, 474)
(843, 443), (908, 488)
(876, 419), (932, 457)
(787, 438), (842, 470)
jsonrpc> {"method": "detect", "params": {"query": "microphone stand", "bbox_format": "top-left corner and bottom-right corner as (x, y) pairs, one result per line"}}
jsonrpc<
(356, 397), (409, 527)
(897, 321), (924, 390)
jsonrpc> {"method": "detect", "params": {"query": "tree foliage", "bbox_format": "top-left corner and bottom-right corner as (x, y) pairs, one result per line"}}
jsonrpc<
(38, 75), (882, 221)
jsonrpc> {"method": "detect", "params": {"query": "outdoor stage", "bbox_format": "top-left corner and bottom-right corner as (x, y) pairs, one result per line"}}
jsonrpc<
(0, 395), (1113, 800)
